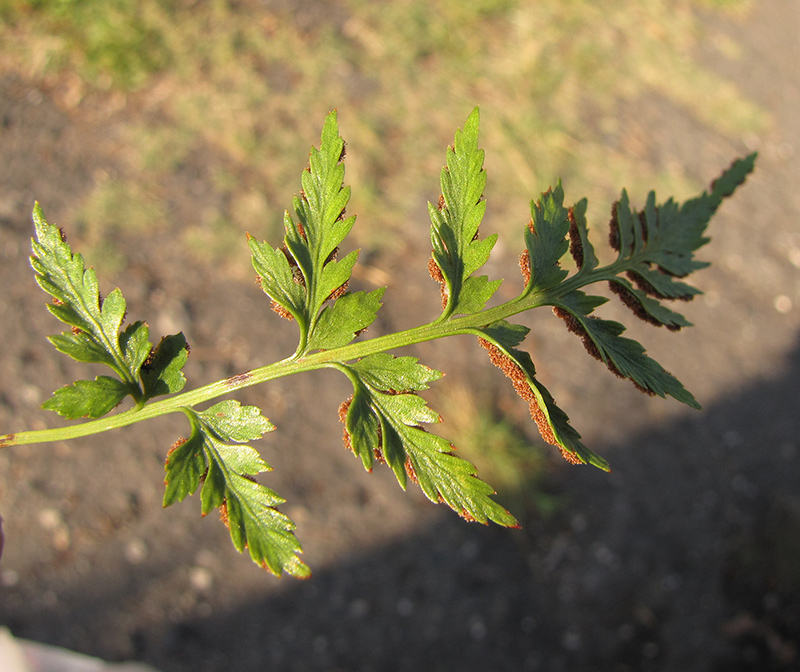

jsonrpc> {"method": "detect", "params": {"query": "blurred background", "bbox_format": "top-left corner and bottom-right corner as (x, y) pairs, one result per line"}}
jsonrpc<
(0, 0), (799, 670)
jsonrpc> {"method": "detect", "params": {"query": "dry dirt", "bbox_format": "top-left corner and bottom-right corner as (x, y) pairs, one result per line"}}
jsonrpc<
(2, 4), (800, 672)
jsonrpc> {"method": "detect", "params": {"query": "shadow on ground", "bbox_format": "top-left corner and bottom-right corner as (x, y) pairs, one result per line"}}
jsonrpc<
(3, 329), (798, 672)
(153, 330), (800, 672)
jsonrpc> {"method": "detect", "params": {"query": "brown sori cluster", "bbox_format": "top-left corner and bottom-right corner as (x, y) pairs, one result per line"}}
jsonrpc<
(428, 256), (448, 309)
(608, 202), (621, 252)
(295, 219), (307, 241)
(609, 203), (661, 256)
(290, 265), (306, 288)
(552, 307), (609, 370)
(552, 307), (656, 397)
(518, 213), (539, 287)
(324, 246), (339, 265)
(429, 190), (484, 304)
(403, 449), (463, 511)
(535, 188), (552, 210)
(627, 269), (692, 301)
(142, 345), (157, 371)
(430, 191), (448, 307)
(402, 423), (448, 490)
(142, 337), (191, 374)
(337, 396), (385, 468)
(478, 338), (585, 466)
(626, 270), (666, 299)
(327, 280), (349, 303)
(459, 508), (478, 523)
(165, 436), (207, 488)
(608, 281), (677, 330)
(218, 500), (230, 529)
(165, 436), (187, 462)
(269, 299), (294, 321)
(256, 245), (306, 320)
(519, 250), (531, 286)
(338, 396), (352, 452)
(268, 246), (307, 288)
(404, 457), (419, 485)
(567, 207), (584, 269)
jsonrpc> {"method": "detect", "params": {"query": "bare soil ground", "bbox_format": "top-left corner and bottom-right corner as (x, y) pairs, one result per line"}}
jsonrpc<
(2, 3), (800, 671)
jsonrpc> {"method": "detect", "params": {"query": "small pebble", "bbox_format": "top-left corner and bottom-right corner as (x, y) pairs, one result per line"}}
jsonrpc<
(189, 566), (213, 591)
(774, 294), (792, 313)
(124, 538), (148, 564)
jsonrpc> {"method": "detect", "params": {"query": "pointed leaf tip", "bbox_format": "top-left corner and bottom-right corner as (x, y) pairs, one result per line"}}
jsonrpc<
(429, 106), (499, 317)
(165, 403), (305, 577)
(336, 355), (517, 527)
(253, 109), (356, 353)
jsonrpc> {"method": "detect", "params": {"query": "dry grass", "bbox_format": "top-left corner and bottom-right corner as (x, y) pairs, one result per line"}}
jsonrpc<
(0, 0), (766, 271)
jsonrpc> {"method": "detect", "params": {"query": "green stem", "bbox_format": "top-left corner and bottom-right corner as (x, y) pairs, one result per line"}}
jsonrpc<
(0, 263), (618, 450)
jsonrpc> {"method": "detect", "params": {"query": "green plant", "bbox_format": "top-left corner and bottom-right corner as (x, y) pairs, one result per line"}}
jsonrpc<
(0, 109), (755, 578)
